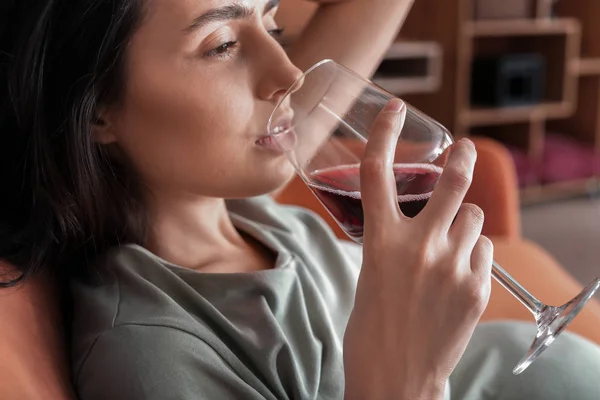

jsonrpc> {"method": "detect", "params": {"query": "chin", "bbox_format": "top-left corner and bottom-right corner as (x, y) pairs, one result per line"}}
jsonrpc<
(230, 162), (297, 198)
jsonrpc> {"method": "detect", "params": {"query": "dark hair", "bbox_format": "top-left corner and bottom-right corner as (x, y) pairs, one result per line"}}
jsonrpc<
(0, 0), (148, 287)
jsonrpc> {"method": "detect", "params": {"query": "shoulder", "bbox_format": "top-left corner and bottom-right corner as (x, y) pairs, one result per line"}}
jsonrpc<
(70, 245), (198, 368)
(70, 245), (159, 330)
(73, 324), (260, 400)
(73, 323), (200, 379)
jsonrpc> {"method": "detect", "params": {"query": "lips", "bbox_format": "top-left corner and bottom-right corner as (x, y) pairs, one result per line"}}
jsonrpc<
(255, 128), (297, 152)
(255, 135), (283, 151)
(257, 112), (296, 152)
(269, 113), (294, 135)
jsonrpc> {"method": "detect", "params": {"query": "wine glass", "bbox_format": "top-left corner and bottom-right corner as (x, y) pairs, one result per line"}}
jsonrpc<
(268, 59), (600, 375)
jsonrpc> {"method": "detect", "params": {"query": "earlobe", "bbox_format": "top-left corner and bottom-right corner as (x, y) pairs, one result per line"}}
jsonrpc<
(91, 112), (118, 145)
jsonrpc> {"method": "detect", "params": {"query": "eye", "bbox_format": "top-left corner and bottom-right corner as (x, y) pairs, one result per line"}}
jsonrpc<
(268, 28), (285, 44)
(203, 27), (286, 59)
(268, 28), (285, 38)
(204, 41), (239, 58)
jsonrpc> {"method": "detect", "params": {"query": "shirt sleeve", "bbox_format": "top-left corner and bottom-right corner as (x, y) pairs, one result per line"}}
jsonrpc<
(75, 324), (264, 400)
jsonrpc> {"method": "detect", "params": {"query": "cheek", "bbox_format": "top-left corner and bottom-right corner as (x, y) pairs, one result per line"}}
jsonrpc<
(112, 69), (292, 196)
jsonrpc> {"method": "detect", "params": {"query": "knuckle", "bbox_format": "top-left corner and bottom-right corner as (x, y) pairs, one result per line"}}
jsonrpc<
(461, 203), (485, 227)
(375, 114), (397, 133)
(445, 164), (472, 194)
(464, 278), (491, 313)
(408, 242), (435, 270)
(477, 235), (494, 257)
(436, 264), (459, 282)
(360, 157), (387, 180)
(439, 254), (463, 280)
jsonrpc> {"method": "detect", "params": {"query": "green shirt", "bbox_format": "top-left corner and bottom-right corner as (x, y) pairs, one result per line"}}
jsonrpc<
(71, 196), (362, 399)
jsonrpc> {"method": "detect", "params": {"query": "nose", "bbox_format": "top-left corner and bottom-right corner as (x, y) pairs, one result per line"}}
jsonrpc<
(256, 33), (303, 103)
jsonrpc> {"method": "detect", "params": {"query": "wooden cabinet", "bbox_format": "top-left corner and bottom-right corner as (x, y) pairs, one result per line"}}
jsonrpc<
(407, 0), (600, 203)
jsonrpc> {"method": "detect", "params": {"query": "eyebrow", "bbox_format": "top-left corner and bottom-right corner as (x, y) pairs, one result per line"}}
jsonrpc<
(184, 0), (280, 34)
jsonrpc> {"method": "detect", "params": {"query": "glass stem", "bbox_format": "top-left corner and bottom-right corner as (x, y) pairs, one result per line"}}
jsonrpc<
(492, 261), (544, 316)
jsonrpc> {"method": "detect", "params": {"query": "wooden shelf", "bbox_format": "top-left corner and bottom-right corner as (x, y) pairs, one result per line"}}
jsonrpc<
(398, 0), (600, 205)
(573, 59), (600, 76)
(373, 77), (440, 95)
(373, 41), (442, 95)
(465, 18), (580, 37)
(535, 0), (554, 19)
(521, 177), (600, 205)
(462, 103), (572, 127)
(383, 41), (442, 60)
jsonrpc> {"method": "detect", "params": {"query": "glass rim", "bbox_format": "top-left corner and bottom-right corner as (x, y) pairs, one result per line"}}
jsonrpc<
(267, 58), (373, 137)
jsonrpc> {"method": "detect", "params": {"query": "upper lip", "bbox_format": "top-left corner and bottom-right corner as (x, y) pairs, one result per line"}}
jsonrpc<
(267, 110), (294, 136)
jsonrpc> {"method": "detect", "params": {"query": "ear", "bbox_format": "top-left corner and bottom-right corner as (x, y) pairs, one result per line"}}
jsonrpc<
(91, 108), (118, 145)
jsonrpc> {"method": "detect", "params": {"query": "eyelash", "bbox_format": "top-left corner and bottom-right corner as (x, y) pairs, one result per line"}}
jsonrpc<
(204, 28), (286, 59)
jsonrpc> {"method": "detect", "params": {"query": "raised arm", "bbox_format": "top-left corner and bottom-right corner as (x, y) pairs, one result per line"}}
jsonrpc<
(277, 0), (415, 76)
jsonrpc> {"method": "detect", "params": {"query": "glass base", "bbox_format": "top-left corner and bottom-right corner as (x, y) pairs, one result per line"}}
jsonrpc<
(513, 278), (600, 375)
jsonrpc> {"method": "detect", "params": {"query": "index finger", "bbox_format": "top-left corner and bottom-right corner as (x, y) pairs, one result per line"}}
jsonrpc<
(360, 99), (407, 229)
(420, 138), (477, 232)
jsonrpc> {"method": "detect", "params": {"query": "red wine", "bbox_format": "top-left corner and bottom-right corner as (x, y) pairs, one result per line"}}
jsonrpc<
(309, 163), (442, 242)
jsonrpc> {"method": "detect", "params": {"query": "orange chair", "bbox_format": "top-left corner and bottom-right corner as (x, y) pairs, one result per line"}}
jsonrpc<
(275, 136), (600, 344)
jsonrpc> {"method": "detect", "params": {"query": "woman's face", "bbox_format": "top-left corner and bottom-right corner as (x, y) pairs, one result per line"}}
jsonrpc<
(101, 0), (302, 198)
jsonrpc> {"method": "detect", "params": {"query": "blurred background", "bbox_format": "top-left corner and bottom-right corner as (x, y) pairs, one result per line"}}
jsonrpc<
(278, 0), (600, 295)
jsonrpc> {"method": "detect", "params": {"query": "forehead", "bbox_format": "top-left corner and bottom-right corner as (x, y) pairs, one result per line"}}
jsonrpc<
(129, 0), (273, 53)
(146, 0), (264, 22)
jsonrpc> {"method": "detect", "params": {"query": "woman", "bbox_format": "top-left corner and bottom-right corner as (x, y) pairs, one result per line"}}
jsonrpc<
(1, 0), (600, 399)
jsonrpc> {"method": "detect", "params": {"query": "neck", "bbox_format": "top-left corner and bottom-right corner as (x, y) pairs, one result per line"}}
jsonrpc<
(144, 191), (248, 271)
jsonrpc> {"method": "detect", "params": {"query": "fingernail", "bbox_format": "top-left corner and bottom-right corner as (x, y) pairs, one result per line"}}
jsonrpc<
(383, 99), (404, 113)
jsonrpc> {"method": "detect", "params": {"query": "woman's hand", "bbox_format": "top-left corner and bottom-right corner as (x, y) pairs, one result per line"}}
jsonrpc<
(343, 99), (493, 400)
